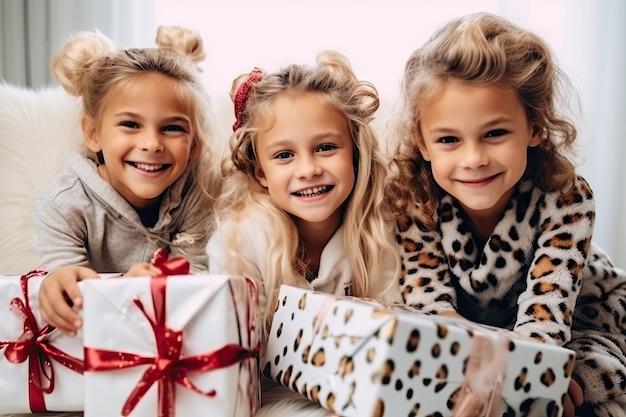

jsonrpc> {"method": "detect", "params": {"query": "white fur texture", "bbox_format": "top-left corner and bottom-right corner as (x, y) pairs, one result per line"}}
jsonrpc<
(256, 379), (332, 417)
(0, 83), (82, 274)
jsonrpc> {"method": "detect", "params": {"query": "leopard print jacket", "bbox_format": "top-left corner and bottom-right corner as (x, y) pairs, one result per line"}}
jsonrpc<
(397, 175), (615, 346)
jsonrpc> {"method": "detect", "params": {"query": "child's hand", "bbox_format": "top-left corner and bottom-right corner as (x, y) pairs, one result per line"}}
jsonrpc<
(563, 377), (584, 417)
(124, 262), (163, 277)
(39, 265), (98, 336)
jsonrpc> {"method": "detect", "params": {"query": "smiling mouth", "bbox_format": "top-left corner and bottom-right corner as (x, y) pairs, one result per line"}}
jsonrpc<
(128, 162), (171, 172)
(461, 173), (500, 184)
(292, 185), (333, 197)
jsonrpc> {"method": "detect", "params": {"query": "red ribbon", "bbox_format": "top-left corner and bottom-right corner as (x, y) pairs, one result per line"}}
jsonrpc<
(0, 270), (85, 412)
(85, 250), (260, 417)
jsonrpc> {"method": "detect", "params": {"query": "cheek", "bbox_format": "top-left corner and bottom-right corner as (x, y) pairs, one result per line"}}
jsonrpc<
(428, 157), (457, 190)
(428, 153), (450, 177)
(188, 140), (199, 159)
(430, 165), (445, 185)
(255, 160), (281, 189)
(344, 157), (356, 181)
(503, 146), (526, 168)
(512, 153), (528, 177)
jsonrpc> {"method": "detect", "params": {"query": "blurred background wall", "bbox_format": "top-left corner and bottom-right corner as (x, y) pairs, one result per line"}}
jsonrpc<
(1, 0), (624, 267)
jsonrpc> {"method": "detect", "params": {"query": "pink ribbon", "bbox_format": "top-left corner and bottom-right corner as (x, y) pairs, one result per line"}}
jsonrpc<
(452, 326), (509, 417)
(0, 270), (85, 412)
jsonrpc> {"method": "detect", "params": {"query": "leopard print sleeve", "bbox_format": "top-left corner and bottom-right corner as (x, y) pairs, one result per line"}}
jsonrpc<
(396, 216), (457, 314)
(514, 176), (595, 345)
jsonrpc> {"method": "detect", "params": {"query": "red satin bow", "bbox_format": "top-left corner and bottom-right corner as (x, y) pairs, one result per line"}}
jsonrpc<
(0, 270), (85, 412)
(85, 250), (259, 417)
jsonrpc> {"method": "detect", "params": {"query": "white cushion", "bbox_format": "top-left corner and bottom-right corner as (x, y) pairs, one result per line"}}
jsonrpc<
(0, 83), (82, 274)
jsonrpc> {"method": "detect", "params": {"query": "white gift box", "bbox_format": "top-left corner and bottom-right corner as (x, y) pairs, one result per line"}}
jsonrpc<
(0, 271), (84, 414)
(264, 285), (576, 417)
(82, 274), (260, 417)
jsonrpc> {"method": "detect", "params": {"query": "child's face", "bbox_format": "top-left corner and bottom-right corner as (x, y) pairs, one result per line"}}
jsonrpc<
(418, 79), (542, 220)
(253, 92), (355, 232)
(83, 72), (194, 208)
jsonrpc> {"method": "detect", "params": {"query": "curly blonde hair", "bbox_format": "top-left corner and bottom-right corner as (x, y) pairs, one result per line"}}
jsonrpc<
(387, 12), (578, 230)
(50, 25), (221, 202)
(213, 51), (399, 331)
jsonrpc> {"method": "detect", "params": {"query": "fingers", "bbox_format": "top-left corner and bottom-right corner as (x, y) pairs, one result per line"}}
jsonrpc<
(124, 263), (162, 277)
(39, 273), (82, 335)
(562, 377), (585, 417)
(563, 394), (575, 417)
(149, 265), (163, 276)
(569, 377), (584, 407)
(38, 266), (98, 336)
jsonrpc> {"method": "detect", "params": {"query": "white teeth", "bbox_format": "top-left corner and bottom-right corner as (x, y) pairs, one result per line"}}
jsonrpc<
(134, 163), (164, 172)
(295, 186), (330, 197)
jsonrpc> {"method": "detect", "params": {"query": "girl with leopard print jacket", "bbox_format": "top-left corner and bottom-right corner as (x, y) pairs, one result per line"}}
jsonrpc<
(386, 12), (626, 417)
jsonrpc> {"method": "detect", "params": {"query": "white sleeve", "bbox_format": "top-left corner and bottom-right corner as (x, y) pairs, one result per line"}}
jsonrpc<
(206, 217), (270, 318)
(207, 218), (266, 280)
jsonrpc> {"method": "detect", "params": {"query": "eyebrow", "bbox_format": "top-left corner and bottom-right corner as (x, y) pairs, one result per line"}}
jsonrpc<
(113, 112), (190, 124)
(266, 132), (346, 147)
(427, 117), (513, 135)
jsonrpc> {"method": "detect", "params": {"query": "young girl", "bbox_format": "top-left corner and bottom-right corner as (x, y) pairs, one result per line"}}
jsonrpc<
(206, 51), (400, 417)
(35, 25), (221, 335)
(386, 12), (626, 417)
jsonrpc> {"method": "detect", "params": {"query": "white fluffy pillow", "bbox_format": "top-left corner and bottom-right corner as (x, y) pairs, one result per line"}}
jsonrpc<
(0, 83), (82, 274)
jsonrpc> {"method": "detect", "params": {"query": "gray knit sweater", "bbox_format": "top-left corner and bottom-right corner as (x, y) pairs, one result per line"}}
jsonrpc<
(32, 152), (209, 273)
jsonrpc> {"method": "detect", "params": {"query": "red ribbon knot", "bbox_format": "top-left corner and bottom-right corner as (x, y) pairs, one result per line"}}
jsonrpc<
(84, 251), (259, 417)
(0, 270), (85, 412)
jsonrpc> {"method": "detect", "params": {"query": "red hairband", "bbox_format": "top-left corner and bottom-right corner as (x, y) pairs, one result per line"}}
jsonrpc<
(233, 67), (264, 131)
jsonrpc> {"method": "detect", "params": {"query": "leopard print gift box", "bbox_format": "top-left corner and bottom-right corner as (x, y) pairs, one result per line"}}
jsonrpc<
(263, 285), (576, 417)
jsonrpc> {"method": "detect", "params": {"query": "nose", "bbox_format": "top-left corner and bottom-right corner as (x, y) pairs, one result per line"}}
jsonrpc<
(461, 142), (489, 169)
(139, 130), (164, 153)
(295, 154), (322, 179)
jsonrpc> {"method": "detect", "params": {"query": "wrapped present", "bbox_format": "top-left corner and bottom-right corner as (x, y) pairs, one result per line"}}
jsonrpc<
(263, 285), (576, 417)
(82, 255), (260, 417)
(0, 270), (84, 414)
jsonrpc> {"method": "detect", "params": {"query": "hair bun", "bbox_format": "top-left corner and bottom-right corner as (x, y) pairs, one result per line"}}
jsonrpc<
(156, 25), (206, 64)
(50, 31), (114, 96)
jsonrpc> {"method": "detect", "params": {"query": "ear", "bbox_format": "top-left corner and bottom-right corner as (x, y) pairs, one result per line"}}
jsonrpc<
(254, 164), (269, 188)
(189, 139), (199, 160)
(82, 115), (101, 153)
(416, 133), (431, 161)
(528, 124), (543, 147)
(418, 145), (431, 161)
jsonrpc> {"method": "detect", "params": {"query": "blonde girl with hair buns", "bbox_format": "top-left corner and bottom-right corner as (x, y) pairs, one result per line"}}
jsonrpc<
(387, 12), (626, 417)
(35, 26), (221, 336)
(207, 51), (401, 416)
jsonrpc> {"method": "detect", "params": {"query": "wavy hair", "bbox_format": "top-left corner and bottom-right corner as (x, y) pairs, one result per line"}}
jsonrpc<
(213, 51), (400, 331)
(50, 25), (221, 203)
(387, 12), (579, 230)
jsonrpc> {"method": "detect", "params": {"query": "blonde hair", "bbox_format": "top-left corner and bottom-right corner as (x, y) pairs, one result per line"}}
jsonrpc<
(387, 12), (578, 230)
(214, 51), (399, 331)
(50, 25), (221, 202)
